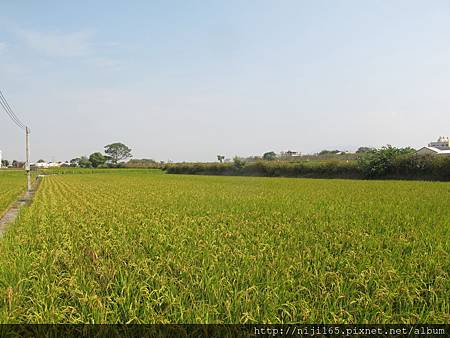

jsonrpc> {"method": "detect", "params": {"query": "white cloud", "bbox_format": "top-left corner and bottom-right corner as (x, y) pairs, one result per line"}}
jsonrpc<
(17, 29), (92, 57)
(13, 28), (121, 69)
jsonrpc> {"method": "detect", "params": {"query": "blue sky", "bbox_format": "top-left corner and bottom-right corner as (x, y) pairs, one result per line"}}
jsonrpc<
(1, 0), (449, 162)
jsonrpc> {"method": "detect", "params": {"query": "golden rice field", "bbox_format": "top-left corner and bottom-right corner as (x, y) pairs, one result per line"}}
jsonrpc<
(0, 170), (27, 217)
(0, 170), (448, 323)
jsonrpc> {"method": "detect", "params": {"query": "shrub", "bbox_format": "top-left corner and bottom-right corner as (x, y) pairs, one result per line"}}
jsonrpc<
(358, 146), (416, 178)
(233, 157), (246, 170)
(165, 160), (361, 179)
(164, 149), (450, 181)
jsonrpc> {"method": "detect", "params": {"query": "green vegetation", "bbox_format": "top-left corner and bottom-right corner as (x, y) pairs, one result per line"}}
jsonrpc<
(263, 151), (277, 161)
(318, 149), (341, 156)
(40, 168), (162, 175)
(165, 160), (361, 179)
(0, 171), (448, 323)
(357, 146), (416, 178)
(68, 142), (133, 168)
(165, 147), (450, 181)
(0, 170), (27, 216)
(104, 142), (132, 164)
(88, 152), (107, 168)
(125, 159), (160, 168)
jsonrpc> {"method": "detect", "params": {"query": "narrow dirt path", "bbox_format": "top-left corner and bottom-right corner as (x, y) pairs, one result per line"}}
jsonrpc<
(0, 176), (42, 237)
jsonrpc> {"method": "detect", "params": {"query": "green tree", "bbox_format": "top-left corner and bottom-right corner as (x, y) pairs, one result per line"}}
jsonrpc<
(319, 149), (340, 156)
(70, 158), (81, 167)
(11, 160), (24, 168)
(356, 147), (373, 154)
(263, 151), (277, 161)
(1, 159), (9, 167)
(78, 156), (92, 168)
(358, 145), (416, 178)
(104, 143), (132, 164)
(217, 155), (225, 163)
(89, 152), (107, 168)
(233, 156), (246, 170)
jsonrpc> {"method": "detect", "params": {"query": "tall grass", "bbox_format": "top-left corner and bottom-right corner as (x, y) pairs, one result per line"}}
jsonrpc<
(0, 172), (448, 323)
(164, 161), (362, 179)
(165, 155), (450, 181)
(0, 170), (27, 216)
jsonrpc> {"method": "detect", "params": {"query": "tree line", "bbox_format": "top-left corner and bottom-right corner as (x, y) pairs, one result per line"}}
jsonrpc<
(166, 146), (450, 181)
(216, 147), (374, 164)
(1, 143), (133, 169)
(1, 159), (25, 168)
(70, 143), (132, 168)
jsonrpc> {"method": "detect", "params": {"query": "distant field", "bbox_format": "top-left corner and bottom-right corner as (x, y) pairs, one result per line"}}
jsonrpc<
(0, 171), (448, 323)
(0, 170), (27, 216)
(40, 168), (163, 175)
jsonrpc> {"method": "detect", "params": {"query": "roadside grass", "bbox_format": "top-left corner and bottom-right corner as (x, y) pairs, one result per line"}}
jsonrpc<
(0, 170), (28, 217)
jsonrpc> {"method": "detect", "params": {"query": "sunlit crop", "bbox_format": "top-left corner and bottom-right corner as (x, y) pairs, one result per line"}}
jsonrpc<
(0, 170), (26, 216)
(0, 171), (448, 323)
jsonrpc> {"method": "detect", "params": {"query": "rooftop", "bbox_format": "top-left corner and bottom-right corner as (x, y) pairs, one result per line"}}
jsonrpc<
(419, 146), (450, 154)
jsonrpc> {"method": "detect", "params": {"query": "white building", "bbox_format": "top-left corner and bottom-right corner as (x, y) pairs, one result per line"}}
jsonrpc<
(31, 161), (65, 169)
(32, 162), (48, 168)
(417, 136), (450, 156)
(428, 136), (450, 149)
(280, 150), (302, 157)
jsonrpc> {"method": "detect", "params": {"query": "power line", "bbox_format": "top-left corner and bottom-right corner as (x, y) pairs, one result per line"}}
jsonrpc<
(0, 89), (26, 130)
(0, 90), (26, 130)
(0, 88), (31, 191)
(0, 97), (24, 129)
(0, 94), (25, 130)
(0, 99), (25, 130)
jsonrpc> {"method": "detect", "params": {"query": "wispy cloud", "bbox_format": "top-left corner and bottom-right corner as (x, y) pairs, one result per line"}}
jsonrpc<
(16, 29), (92, 57)
(12, 27), (121, 69)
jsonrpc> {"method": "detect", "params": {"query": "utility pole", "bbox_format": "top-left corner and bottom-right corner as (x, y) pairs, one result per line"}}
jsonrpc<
(25, 126), (31, 192)
(0, 89), (31, 191)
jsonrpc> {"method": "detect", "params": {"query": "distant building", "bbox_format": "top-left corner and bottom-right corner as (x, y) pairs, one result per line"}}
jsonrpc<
(417, 136), (450, 156)
(428, 136), (450, 149)
(31, 161), (66, 169)
(281, 150), (301, 157)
